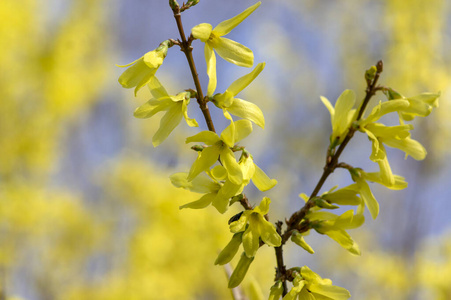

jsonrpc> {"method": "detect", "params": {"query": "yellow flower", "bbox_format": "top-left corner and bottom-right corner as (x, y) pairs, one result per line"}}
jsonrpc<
(191, 2), (261, 95)
(212, 62), (266, 128)
(320, 90), (357, 146)
(239, 153), (277, 192)
(185, 119), (253, 185)
(320, 185), (362, 206)
(362, 171), (408, 190)
(229, 197), (282, 257)
(169, 168), (242, 213)
(383, 88), (440, 122)
(359, 103), (427, 186)
(291, 230), (314, 254)
(348, 171), (379, 220)
(269, 281), (284, 300)
(283, 267), (351, 300)
(133, 77), (198, 147)
(361, 123), (427, 186)
(117, 41), (169, 96)
(307, 210), (363, 255)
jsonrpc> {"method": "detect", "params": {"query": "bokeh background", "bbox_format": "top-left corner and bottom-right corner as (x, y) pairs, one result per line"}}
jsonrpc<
(1, 0), (451, 299)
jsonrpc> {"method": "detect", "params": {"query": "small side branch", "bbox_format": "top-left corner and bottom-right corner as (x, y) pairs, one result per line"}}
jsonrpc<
(274, 221), (288, 295)
(283, 61), (383, 238)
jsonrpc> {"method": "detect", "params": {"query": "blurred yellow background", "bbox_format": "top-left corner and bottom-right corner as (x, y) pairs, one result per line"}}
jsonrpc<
(1, 0), (450, 299)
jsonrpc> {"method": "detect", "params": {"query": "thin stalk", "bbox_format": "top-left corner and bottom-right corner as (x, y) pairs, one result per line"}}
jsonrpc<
(172, 7), (216, 132)
(276, 61), (384, 295)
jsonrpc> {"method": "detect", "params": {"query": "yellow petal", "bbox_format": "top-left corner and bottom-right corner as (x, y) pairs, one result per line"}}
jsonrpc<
(363, 128), (384, 161)
(254, 197), (271, 215)
(213, 90), (234, 108)
(152, 103), (183, 147)
(143, 50), (164, 68)
(322, 187), (361, 206)
(309, 284), (351, 300)
(233, 119), (253, 143)
(300, 266), (322, 282)
(227, 62), (265, 96)
(188, 145), (221, 181)
(320, 96), (335, 125)
(402, 92), (440, 117)
(116, 57), (140, 68)
(291, 231), (315, 254)
(334, 89), (355, 137)
(147, 76), (169, 98)
(211, 165), (227, 180)
(230, 213), (248, 233)
(220, 110), (236, 147)
(366, 123), (412, 140)
(180, 193), (216, 209)
(252, 164), (277, 191)
(213, 2), (261, 36)
(377, 146), (395, 187)
(259, 217), (282, 247)
(363, 172), (408, 190)
(242, 218), (260, 257)
(363, 99), (409, 125)
(212, 180), (242, 213)
(220, 147), (243, 185)
(134, 69), (157, 96)
(228, 252), (254, 288)
(383, 136), (427, 160)
(118, 57), (155, 95)
(186, 131), (220, 145)
(181, 99), (199, 127)
(214, 37), (253, 67)
(133, 98), (173, 119)
(296, 288), (314, 300)
(228, 98), (265, 128)
(191, 23), (213, 42)
(205, 44), (217, 96)
(333, 210), (365, 229)
(215, 232), (243, 265)
(319, 228), (355, 252)
(357, 178), (379, 219)
(169, 172), (219, 193)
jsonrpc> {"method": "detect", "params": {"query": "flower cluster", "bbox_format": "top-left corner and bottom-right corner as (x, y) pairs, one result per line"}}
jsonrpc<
(118, 1), (280, 288)
(269, 266), (351, 300)
(117, 1), (440, 299)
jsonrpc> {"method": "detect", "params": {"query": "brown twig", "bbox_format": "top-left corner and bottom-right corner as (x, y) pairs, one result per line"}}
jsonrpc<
(172, 5), (216, 133)
(274, 221), (288, 294)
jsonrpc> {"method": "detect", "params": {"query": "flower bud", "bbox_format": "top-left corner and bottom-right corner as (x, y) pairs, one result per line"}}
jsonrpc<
(269, 281), (284, 300)
(169, 0), (179, 9)
(291, 230), (315, 254)
(215, 232), (243, 265)
(314, 197), (339, 209)
(228, 252), (254, 288)
(383, 88), (403, 100)
(191, 145), (205, 152)
(187, 0), (199, 6)
(365, 66), (377, 82)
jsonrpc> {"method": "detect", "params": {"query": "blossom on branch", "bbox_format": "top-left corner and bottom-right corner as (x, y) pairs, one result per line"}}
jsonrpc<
(133, 77), (198, 147)
(191, 2), (261, 95)
(283, 267), (351, 300)
(229, 197), (281, 257)
(212, 62), (266, 128)
(185, 119), (253, 185)
(117, 41), (170, 96)
(320, 89), (357, 146)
